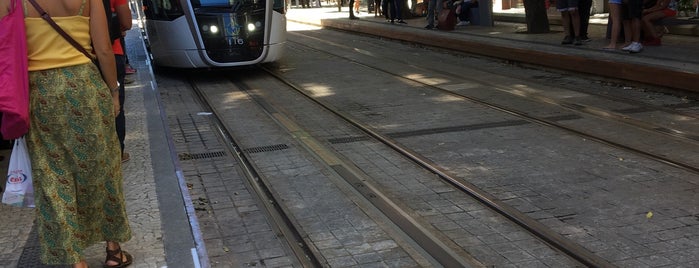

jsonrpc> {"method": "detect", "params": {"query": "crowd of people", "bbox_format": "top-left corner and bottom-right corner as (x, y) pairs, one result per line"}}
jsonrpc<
(344, 0), (691, 52)
(599, 0), (679, 52)
(559, 0), (686, 52)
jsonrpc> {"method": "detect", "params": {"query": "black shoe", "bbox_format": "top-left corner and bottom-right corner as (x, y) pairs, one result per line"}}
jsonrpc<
(561, 36), (573, 45)
(573, 37), (582, 46)
(425, 24), (434, 29)
(390, 19), (395, 24)
(580, 35), (591, 42)
(397, 19), (406, 24)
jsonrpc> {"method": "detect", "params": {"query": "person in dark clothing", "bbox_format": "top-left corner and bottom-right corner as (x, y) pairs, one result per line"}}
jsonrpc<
(557, 0), (582, 45)
(385, 0), (405, 23)
(111, 0), (133, 162)
(424, 0), (441, 28)
(349, 0), (358, 18)
(565, 0), (591, 41)
(455, 0), (478, 26)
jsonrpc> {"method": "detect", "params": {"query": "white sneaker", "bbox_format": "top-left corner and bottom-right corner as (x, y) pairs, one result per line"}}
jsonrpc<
(456, 21), (470, 26)
(622, 42), (642, 53)
(627, 42), (643, 53)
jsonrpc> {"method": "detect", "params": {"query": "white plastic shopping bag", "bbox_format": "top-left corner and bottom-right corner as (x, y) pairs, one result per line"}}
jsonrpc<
(2, 137), (34, 207)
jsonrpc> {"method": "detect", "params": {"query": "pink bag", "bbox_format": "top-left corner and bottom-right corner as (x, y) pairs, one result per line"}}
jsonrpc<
(0, 0), (30, 139)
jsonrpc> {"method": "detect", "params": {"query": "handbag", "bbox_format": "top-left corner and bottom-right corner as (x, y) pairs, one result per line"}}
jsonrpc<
(437, 1), (457, 31)
(2, 137), (34, 208)
(0, 0), (30, 140)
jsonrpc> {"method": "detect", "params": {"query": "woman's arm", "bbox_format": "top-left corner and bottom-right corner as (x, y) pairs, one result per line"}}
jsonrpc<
(643, 0), (667, 14)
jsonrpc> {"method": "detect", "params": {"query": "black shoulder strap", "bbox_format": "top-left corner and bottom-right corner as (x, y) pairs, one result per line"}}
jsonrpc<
(103, 0), (113, 26)
(26, 0), (95, 61)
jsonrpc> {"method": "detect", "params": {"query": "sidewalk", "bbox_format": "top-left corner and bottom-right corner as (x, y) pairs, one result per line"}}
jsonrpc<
(286, 7), (699, 93)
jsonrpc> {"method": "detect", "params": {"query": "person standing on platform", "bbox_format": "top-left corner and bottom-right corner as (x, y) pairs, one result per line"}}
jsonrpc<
(621, 0), (644, 52)
(111, 0), (132, 162)
(0, 0), (134, 267)
(603, 0), (628, 50)
(558, 0), (582, 45)
(424, 0), (442, 28)
(571, 0), (591, 41)
(349, 0), (358, 18)
(386, 0), (405, 23)
(382, 0), (391, 21)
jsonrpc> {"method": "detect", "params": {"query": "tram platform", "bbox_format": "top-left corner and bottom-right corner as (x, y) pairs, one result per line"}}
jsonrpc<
(286, 7), (699, 94)
(0, 24), (203, 267)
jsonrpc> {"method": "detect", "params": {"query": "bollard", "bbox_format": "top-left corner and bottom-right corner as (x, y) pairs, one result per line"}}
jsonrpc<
(476, 0), (493, 26)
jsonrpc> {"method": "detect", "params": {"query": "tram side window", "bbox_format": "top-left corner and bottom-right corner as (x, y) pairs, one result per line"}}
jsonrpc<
(192, 0), (234, 6)
(143, 0), (184, 20)
(273, 0), (285, 13)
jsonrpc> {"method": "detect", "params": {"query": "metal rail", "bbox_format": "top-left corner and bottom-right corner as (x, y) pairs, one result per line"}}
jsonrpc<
(260, 65), (613, 268)
(284, 35), (699, 176)
(230, 78), (481, 268)
(186, 77), (322, 268)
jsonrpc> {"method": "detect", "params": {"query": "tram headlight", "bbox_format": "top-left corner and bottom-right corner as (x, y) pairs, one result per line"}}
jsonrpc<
(201, 24), (219, 34)
(247, 23), (256, 32)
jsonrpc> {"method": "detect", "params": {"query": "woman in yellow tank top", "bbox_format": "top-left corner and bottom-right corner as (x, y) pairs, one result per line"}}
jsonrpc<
(0, 0), (132, 267)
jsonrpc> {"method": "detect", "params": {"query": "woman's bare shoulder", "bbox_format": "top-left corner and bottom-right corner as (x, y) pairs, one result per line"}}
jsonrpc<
(23, 0), (89, 17)
(0, 0), (11, 18)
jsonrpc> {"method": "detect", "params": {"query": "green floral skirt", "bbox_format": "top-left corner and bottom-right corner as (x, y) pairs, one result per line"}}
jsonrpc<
(26, 63), (131, 265)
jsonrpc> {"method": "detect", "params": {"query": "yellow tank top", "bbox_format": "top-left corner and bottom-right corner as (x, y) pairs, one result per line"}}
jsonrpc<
(24, 0), (92, 71)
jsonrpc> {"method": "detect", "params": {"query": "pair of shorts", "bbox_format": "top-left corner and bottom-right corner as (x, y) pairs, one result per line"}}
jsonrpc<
(624, 0), (643, 19)
(557, 0), (579, 11)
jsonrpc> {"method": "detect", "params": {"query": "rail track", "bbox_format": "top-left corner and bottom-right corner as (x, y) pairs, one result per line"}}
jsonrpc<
(285, 30), (699, 174)
(165, 26), (699, 267)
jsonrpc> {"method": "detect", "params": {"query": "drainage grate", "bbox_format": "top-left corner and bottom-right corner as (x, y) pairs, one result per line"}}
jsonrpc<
(17, 224), (46, 268)
(388, 120), (530, 138)
(544, 114), (582, 121)
(178, 151), (227, 161)
(244, 144), (289, 154)
(614, 107), (657, 114)
(328, 136), (371, 144)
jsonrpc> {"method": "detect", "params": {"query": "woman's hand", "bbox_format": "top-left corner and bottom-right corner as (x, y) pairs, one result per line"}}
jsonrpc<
(112, 93), (120, 117)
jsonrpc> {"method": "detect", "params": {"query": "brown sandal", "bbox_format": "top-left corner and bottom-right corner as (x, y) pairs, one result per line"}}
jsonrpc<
(103, 247), (133, 268)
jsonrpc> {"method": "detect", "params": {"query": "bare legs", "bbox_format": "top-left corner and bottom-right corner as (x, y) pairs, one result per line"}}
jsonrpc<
(642, 11), (665, 40)
(604, 3), (622, 49)
(561, 8), (581, 44)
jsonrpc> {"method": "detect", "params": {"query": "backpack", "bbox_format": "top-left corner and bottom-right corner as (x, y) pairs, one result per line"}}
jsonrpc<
(103, 0), (121, 42)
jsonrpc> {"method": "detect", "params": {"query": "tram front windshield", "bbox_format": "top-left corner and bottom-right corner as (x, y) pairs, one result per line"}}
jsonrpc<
(196, 0), (233, 7)
(193, 0), (263, 8)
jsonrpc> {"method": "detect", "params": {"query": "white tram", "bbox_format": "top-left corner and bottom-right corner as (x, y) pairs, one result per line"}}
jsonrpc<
(135, 0), (286, 68)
